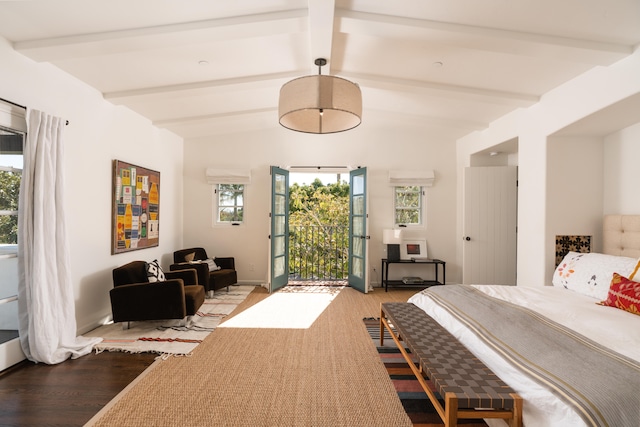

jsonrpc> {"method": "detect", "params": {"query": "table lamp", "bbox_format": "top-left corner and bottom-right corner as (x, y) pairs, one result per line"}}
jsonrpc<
(383, 229), (403, 262)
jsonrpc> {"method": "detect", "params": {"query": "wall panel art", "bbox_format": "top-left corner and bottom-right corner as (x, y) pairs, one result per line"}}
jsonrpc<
(112, 160), (160, 254)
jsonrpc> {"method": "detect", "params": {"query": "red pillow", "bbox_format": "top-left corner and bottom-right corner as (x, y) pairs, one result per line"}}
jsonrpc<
(597, 272), (640, 316)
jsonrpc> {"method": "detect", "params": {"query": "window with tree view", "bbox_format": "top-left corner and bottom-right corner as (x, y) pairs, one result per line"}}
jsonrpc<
(0, 128), (23, 250)
(0, 125), (23, 349)
(216, 183), (244, 223)
(394, 186), (423, 226)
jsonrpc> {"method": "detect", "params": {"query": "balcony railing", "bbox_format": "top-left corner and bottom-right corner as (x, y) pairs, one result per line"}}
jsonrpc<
(289, 225), (348, 281)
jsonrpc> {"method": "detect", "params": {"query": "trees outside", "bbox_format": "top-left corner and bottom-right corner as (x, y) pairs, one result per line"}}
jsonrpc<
(394, 185), (422, 225)
(217, 184), (244, 222)
(289, 178), (349, 280)
(0, 170), (20, 244)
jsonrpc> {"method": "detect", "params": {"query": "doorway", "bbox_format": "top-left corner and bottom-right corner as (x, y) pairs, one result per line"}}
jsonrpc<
(269, 167), (369, 293)
(288, 171), (349, 286)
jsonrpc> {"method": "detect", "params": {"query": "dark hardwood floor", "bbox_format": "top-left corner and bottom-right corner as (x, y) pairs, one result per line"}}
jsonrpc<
(0, 351), (156, 427)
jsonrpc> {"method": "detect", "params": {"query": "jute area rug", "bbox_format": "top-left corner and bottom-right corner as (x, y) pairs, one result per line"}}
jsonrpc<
(87, 285), (417, 427)
(85, 285), (255, 356)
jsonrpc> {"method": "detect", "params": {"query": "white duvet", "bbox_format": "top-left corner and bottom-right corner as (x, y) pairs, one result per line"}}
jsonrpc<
(408, 285), (640, 427)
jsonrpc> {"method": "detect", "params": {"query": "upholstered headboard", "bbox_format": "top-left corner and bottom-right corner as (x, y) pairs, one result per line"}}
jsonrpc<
(603, 215), (640, 258)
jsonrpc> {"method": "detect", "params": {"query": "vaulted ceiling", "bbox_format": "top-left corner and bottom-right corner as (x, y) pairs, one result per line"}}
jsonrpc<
(0, 0), (638, 140)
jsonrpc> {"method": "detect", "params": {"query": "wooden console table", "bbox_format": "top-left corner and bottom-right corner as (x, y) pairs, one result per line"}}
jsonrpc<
(381, 258), (446, 292)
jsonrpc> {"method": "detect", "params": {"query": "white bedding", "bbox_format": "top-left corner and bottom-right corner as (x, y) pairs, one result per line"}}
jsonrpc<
(408, 285), (640, 427)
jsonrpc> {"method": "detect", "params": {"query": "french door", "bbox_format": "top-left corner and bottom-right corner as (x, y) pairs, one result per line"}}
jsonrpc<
(269, 166), (368, 293)
(269, 166), (289, 292)
(348, 168), (368, 293)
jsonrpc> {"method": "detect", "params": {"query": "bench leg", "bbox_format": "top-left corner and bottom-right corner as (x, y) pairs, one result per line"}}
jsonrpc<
(379, 305), (385, 346)
(444, 392), (458, 427)
(509, 393), (523, 427)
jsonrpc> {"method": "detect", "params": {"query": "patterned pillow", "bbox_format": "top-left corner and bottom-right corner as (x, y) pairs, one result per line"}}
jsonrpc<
(597, 273), (640, 316)
(552, 252), (639, 300)
(146, 259), (166, 282)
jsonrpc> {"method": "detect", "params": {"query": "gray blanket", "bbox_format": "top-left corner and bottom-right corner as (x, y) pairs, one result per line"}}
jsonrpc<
(423, 285), (640, 427)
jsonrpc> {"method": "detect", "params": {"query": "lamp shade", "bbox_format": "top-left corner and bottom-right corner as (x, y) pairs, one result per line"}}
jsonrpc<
(278, 75), (362, 134)
(383, 229), (403, 244)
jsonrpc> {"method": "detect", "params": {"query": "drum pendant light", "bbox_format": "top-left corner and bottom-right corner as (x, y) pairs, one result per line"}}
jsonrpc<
(278, 58), (362, 134)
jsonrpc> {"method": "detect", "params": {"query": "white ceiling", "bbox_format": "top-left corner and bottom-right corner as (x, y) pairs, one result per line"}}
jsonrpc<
(0, 0), (638, 140)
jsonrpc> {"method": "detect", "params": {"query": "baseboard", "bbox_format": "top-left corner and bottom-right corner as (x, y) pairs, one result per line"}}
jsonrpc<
(236, 280), (264, 286)
(0, 338), (25, 372)
(78, 312), (113, 335)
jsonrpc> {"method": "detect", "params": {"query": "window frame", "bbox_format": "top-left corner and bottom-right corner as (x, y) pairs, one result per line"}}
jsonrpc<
(0, 103), (26, 370)
(213, 183), (245, 227)
(393, 185), (425, 228)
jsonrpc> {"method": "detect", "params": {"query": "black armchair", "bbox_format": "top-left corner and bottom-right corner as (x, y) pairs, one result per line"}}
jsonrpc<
(171, 247), (238, 295)
(110, 261), (205, 327)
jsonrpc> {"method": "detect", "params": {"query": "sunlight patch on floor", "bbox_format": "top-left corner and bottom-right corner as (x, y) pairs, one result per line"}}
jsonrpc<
(219, 286), (343, 329)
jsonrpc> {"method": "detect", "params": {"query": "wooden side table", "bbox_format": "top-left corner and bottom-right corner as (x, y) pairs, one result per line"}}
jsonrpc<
(381, 258), (446, 292)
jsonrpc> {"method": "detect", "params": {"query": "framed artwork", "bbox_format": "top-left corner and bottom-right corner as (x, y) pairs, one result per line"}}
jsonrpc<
(401, 239), (428, 260)
(112, 159), (160, 254)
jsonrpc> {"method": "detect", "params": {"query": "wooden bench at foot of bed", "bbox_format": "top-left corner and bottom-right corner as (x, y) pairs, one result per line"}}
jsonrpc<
(380, 302), (522, 427)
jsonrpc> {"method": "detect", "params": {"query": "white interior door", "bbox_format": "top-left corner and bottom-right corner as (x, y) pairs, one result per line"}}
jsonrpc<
(463, 166), (517, 285)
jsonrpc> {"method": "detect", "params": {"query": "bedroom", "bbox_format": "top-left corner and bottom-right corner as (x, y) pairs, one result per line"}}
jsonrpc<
(0, 1), (639, 424)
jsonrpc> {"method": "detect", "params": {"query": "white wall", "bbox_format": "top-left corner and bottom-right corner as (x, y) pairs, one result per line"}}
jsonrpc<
(546, 136), (603, 256)
(182, 116), (459, 287)
(603, 122), (640, 215)
(0, 37), (185, 334)
(457, 49), (640, 287)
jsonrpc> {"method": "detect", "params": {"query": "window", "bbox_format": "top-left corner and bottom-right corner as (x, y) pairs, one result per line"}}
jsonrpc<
(394, 186), (424, 226)
(215, 183), (244, 224)
(0, 125), (24, 349)
(0, 127), (23, 251)
(0, 128), (23, 248)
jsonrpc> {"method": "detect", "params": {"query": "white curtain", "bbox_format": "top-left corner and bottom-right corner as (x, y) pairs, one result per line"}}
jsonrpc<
(17, 109), (101, 364)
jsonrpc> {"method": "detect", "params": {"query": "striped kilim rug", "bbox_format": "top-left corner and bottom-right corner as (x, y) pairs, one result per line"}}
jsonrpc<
(363, 318), (487, 427)
(85, 285), (256, 357)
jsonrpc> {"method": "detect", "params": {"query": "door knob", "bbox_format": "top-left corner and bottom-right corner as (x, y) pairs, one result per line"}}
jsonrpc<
(464, 236), (471, 241)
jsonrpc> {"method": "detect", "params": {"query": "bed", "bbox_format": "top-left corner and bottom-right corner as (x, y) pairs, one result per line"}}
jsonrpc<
(408, 215), (640, 427)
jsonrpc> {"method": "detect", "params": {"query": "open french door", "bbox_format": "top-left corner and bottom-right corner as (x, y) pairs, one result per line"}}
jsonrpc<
(348, 168), (368, 293)
(269, 166), (289, 292)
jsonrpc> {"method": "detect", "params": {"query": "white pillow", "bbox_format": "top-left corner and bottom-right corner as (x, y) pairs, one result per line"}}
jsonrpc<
(204, 258), (221, 272)
(188, 258), (221, 272)
(552, 251), (640, 300)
